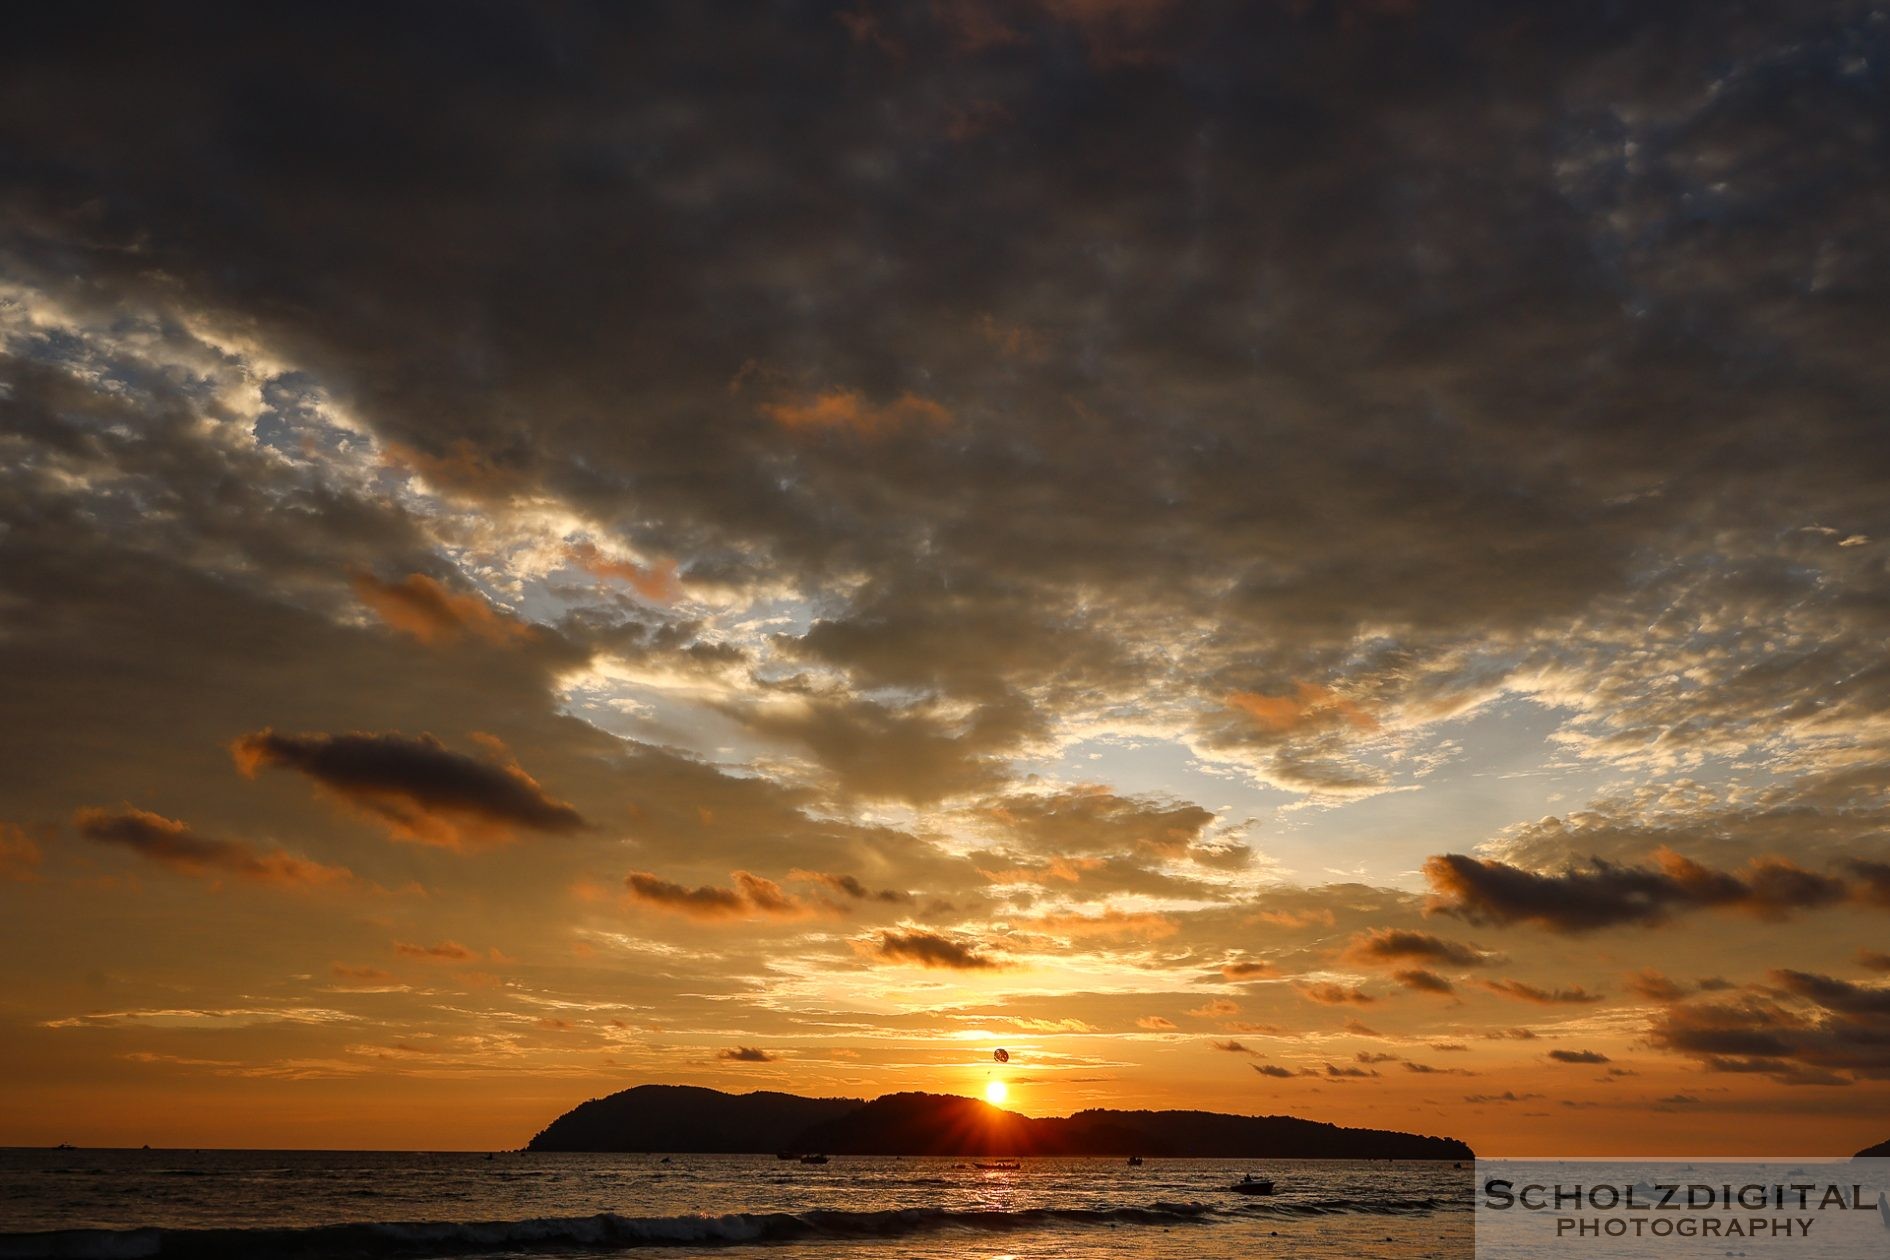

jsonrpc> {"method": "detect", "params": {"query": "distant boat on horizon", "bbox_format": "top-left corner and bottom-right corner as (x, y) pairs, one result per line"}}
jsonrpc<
(799, 1153), (829, 1165)
(1127, 1155), (1144, 1166)
(1227, 1173), (1275, 1195)
(974, 1160), (1020, 1171)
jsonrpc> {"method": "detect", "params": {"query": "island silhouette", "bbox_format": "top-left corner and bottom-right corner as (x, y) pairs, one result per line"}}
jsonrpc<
(527, 1084), (1475, 1159)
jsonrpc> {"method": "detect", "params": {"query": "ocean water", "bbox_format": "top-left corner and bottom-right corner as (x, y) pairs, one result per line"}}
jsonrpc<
(0, 1149), (1474, 1259)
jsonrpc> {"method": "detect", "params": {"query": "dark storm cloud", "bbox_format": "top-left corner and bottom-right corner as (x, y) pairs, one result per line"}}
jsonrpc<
(8, 0), (1890, 813)
(1425, 851), (1854, 933)
(74, 807), (353, 889)
(232, 730), (585, 848)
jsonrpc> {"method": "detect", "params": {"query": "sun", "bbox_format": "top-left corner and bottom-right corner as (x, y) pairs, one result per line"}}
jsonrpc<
(984, 1079), (1008, 1105)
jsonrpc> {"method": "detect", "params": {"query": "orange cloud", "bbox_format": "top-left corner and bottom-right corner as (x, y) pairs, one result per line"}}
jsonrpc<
(1220, 959), (1279, 980)
(0, 823), (42, 883)
(232, 729), (584, 850)
(623, 870), (812, 920)
(331, 964), (396, 984)
(1295, 981), (1375, 1006)
(1136, 1015), (1178, 1030)
(1228, 682), (1377, 734)
(1478, 978), (1605, 1005)
(393, 940), (480, 963)
(351, 572), (535, 648)
(73, 807), (354, 890)
(1248, 907), (1336, 929)
(566, 543), (682, 603)
(1187, 998), (1239, 1018)
(1020, 909), (1179, 939)
(760, 388), (951, 438)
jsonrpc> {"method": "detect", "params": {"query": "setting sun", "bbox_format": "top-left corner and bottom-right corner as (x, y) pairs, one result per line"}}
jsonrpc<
(984, 1081), (1008, 1106)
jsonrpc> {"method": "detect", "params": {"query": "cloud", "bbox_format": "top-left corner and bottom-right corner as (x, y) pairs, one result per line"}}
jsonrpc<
(1209, 1039), (1255, 1054)
(977, 786), (1216, 859)
(1228, 683), (1376, 736)
(790, 870), (911, 904)
(392, 940), (479, 963)
(1219, 959), (1279, 980)
(351, 572), (536, 648)
(1646, 972), (1890, 1084)
(1859, 951), (1890, 972)
(623, 870), (811, 920)
(1187, 998), (1240, 1018)
(1393, 968), (1457, 995)
(73, 807), (353, 889)
(0, 824), (42, 883)
(331, 964), (396, 984)
(1478, 979), (1605, 1005)
(1341, 928), (1493, 967)
(874, 929), (1004, 970)
(1136, 1015), (1177, 1031)
(1401, 1061), (1472, 1076)
(758, 388), (951, 439)
(1547, 1049), (1611, 1064)
(1251, 1063), (1299, 1078)
(718, 1046), (778, 1062)
(1020, 908), (1180, 939)
(565, 543), (682, 604)
(1623, 969), (1689, 1003)
(1324, 1063), (1378, 1078)
(232, 730), (584, 849)
(1425, 850), (1852, 933)
(1296, 982), (1375, 1006)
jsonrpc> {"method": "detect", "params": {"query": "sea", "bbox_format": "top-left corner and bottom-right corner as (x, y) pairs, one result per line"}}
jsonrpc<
(0, 1149), (1472, 1259)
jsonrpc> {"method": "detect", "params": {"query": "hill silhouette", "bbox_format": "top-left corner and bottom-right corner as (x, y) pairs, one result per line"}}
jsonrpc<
(526, 1085), (1473, 1159)
(527, 1084), (862, 1153)
(1856, 1137), (1890, 1158)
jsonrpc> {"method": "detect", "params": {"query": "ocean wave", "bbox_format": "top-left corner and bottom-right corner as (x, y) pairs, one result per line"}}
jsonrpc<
(0, 1202), (1216, 1259)
(1234, 1195), (1444, 1217)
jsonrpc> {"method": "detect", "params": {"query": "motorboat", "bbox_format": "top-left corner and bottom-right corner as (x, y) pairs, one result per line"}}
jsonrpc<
(1227, 1173), (1275, 1195)
(1126, 1155), (1144, 1166)
(799, 1153), (829, 1165)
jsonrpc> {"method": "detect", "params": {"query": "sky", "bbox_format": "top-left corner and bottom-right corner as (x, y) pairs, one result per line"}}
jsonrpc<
(2, 1), (1890, 1157)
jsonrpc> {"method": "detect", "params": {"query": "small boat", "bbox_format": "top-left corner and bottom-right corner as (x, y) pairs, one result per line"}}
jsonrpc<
(54, 1143), (76, 1151)
(974, 1160), (1020, 1170)
(799, 1153), (829, 1165)
(1227, 1173), (1275, 1195)
(1126, 1155), (1144, 1166)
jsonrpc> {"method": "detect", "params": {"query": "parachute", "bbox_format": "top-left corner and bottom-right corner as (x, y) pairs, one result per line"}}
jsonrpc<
(993, 1048), (1010, 1063)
